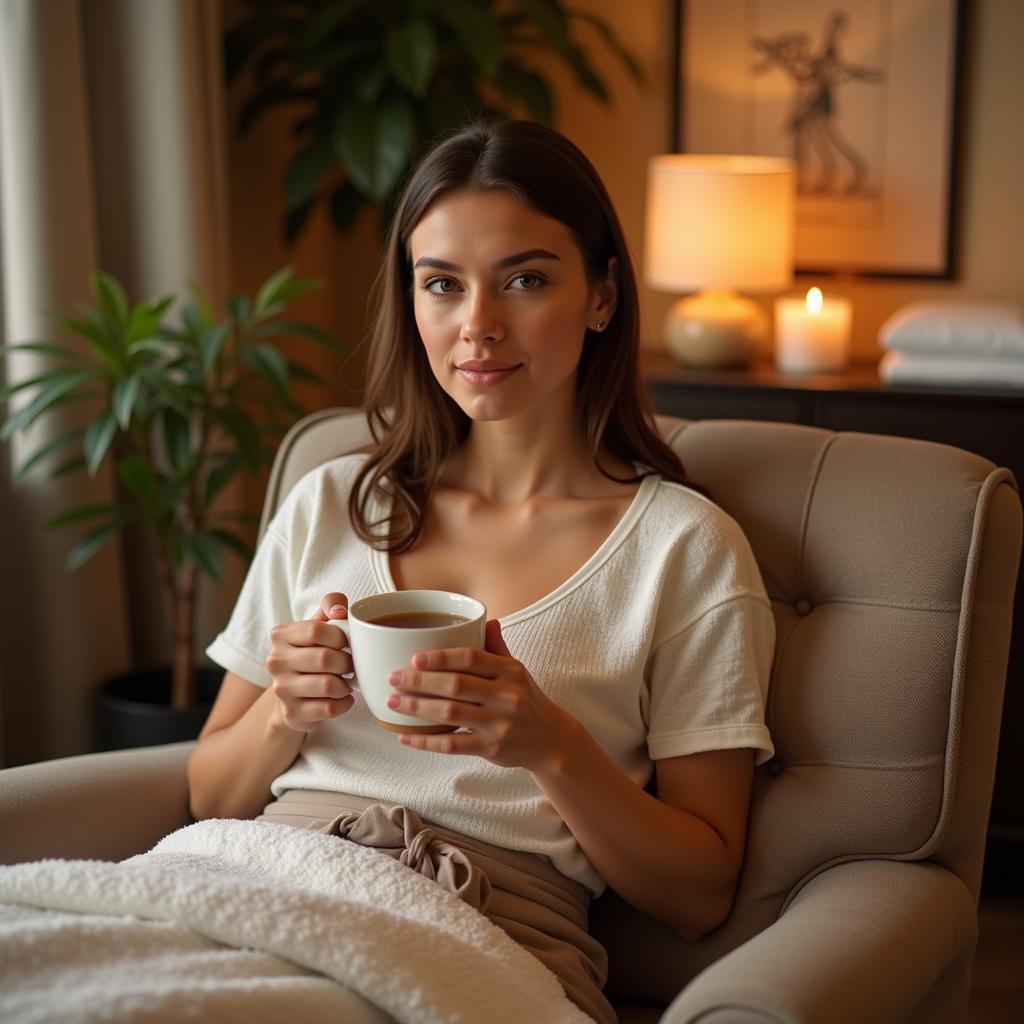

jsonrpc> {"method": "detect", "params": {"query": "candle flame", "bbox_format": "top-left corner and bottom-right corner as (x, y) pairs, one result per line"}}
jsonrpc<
(806, 287), (823, 314)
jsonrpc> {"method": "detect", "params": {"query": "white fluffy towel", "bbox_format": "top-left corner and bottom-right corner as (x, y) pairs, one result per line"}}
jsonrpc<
(0, 818), (592, 1024)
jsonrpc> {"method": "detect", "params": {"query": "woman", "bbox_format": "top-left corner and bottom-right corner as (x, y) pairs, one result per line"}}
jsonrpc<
(189, 120), (775, 1023)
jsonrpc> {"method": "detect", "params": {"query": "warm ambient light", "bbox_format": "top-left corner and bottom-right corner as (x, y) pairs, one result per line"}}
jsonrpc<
(643, 154), (795, 368)
(774, 287), (852, 374)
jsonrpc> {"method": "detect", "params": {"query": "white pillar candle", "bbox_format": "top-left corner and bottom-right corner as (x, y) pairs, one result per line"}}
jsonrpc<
(774, 288), (852, 373)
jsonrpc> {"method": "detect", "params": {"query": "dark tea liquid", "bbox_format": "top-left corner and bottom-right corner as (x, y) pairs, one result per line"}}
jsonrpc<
(368, 611), (470, 629)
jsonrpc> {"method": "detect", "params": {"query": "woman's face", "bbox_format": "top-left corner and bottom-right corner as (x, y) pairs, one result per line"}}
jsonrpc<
(408, 189), (616, 423)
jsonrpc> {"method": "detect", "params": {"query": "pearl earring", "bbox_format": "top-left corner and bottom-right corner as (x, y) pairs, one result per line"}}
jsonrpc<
(595, 319), (606, 331)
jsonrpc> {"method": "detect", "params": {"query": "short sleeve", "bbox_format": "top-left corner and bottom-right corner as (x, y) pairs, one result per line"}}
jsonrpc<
(645, 593), (775, 766)
(205, 524), (295, 688)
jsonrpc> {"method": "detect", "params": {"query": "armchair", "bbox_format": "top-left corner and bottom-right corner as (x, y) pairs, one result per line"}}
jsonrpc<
(2, 409), (1020, 1024)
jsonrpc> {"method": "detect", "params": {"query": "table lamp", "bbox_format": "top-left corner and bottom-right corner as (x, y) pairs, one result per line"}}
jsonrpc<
(643, 154), (795, 368)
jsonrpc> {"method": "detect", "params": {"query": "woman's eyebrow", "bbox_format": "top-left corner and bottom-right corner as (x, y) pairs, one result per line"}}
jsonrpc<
(412, 249), (561, 272)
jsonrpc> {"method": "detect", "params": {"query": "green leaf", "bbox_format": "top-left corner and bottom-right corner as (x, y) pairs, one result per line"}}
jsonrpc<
(210, 527), (254, 564)
(126, 299), (170, 345)
(55, 312), (120, 372)
(51, 454), (88, 479)
(160, 407), (193, 478)
(215, 406), (262, 471)
(125, 337), (173, 360)
(83, 410), (119, 475)
(515, 0), (570, 48)
(565, 6), (645, 85)
(286, 360), (327, 385)
(117, 455), (157, 506)
(139, 367), (191, 416)
(14, 427), (84, 482)
(290, 37), (372, 77)
(66, 520), (123, 572)
(185, 282), (214, 327)
(252, 267), (295, 321)
(566, 44), (608, 102)
(227, 295), (253, 334)
(493, 61), (553, 122)
(0, 369), (100, 441)
(90, 271), (131, 332)
(441, 0), (504, 76)
(244, 343), (291, 398)
(292, 0), (367, 53)
(112, 374), (143, 429)
(253, 319), (345, 350)
(351, 59), (390, 104)
(284, 133), (338, 209)
(199, 322), (230, 376)
(385, 19), (436, 98)
(0, 340), (82, 362)
(333, 91), (416, 203)
(203, 454), (245, 505)
(186, 531), (224, 580)
(44, 503), (120, 530)
(181, 305), (206, 341)
(328, 181), (363, 233)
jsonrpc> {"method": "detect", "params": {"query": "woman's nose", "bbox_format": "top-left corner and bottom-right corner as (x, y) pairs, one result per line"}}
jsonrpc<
(460, 290), (505, 344)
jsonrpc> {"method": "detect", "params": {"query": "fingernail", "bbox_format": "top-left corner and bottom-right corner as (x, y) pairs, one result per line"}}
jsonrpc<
(329, 604), (347, 617)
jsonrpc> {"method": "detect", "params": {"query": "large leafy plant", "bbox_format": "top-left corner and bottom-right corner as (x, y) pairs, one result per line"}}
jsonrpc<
(226, 0), (643, 242)
(0, 268), (344, 710)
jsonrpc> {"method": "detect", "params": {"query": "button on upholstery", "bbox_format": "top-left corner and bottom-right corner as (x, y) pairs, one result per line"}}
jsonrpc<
(795, 598), (812, 616)
(766, 759), (783, 776)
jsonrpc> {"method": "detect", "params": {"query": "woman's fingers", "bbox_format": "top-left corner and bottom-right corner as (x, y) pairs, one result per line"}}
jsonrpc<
(318, 592), (349, 620)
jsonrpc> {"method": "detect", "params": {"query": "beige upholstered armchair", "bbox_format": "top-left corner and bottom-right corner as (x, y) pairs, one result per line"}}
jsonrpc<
(2, 409), (1020, 1024)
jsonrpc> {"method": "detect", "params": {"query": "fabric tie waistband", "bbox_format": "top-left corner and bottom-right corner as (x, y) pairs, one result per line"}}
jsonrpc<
(312, 801), (493, 911)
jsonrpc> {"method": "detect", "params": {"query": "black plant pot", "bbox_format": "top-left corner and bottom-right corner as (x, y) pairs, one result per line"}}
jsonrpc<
(97, 667), (223, 751)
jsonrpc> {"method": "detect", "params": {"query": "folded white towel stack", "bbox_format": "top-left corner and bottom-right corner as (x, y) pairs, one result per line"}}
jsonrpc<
(878, 300), (1024, 389)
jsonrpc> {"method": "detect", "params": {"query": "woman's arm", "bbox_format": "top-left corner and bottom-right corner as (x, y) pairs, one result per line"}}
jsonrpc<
(186, 673), (306, 821)
(188, 591), (355, 821)
(386, 618), (756, 939)
(532, 729), (754, 940)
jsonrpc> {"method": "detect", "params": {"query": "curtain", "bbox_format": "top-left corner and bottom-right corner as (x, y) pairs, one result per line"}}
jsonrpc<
(0, 0), (235, 766)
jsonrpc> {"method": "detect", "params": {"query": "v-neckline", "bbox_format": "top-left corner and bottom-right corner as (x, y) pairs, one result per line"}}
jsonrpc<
(368, 469), (660, 626)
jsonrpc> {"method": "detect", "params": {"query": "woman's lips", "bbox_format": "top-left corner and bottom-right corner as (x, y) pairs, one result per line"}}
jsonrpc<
(456, 365), (521, 388)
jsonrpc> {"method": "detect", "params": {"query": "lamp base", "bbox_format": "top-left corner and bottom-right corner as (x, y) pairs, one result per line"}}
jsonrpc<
(663, 290), (769, 369)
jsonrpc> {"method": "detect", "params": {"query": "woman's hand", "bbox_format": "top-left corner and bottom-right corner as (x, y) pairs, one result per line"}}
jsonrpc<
(386, 619), (577, 772)
(265, 592), (356, 734)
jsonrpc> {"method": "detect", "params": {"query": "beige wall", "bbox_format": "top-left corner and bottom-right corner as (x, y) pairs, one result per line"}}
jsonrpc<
(225, 0), (1023, 385)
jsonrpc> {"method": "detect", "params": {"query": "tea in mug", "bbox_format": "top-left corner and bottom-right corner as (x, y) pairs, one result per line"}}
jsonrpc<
(368, 611), (470, 629)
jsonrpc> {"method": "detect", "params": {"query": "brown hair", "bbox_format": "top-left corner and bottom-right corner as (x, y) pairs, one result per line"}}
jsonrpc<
(349, 119), (709, 553)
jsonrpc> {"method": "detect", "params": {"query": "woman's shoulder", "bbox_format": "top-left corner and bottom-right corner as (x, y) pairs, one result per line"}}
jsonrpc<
(267, 451), (373, 534)
(639, 475), (762, 576)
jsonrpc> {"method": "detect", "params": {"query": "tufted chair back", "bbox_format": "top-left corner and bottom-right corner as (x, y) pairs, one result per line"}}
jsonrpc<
(260, 408), (1021, 1015)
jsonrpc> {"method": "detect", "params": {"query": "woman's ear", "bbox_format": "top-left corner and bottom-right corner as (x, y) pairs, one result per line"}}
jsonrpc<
(590, 256), (619, 328)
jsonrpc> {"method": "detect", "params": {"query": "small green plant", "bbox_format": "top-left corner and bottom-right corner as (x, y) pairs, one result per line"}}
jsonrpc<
(226, 0), (644, 242)
(0, 267), (344, 710)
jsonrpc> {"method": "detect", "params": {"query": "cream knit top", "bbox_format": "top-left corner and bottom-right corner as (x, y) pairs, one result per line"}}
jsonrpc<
(206, 454), (775, 896)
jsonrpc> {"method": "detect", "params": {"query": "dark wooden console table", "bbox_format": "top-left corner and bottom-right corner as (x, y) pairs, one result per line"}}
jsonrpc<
(641, 350), (1024, 843)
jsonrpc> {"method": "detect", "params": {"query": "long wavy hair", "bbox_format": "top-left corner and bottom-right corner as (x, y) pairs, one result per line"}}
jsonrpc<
(349, 119), (708, 553)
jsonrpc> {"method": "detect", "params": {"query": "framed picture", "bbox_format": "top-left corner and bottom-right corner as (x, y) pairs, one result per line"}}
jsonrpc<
(672, 0), (966, 279)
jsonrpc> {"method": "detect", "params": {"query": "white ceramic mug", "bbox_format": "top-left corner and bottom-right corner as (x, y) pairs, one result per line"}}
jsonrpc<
(327, 590), (486, 733)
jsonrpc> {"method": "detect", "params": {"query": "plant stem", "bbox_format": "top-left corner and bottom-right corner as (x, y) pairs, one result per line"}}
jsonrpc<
(170, 561), (197, 711)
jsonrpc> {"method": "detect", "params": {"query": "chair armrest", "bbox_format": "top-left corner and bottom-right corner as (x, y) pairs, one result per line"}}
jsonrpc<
(0, 742), (195, 865)
(662, 859), (977, 1024)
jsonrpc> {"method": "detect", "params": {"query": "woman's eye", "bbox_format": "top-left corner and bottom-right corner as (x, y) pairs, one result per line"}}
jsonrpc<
(424, 276), (458, 295)
(508, 272), (545, 290)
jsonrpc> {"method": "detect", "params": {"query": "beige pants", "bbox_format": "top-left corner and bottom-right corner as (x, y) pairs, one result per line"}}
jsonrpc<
(257, 789), (617, 1024)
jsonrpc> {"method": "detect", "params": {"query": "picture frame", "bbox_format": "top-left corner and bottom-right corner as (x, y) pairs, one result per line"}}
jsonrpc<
(671, 0), (967, 279)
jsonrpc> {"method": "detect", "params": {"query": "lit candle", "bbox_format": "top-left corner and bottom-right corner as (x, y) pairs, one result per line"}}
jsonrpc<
(774, 287), (852, 373)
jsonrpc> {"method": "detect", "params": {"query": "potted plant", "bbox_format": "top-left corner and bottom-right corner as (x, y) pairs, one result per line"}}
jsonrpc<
(225, 0), (644, 243)
(0, 267), (344, 747)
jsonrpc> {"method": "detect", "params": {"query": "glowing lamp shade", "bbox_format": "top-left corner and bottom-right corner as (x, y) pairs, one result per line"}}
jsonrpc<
(643, 154), (795, 368)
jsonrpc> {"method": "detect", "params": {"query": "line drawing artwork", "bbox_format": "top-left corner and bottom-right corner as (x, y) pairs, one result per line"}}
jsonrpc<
(751, 10), (886, 196)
